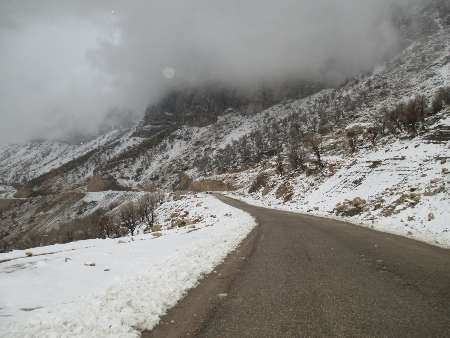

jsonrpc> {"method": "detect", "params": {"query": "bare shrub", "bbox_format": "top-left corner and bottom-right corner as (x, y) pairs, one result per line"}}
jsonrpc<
(137, 192), (164, 229)
(335, 197), (367, 216)
(287, 144), (307, 171)
(345, 127), (361, 153)
(98, 214), (118, 238)
(382, 95), (428, 136)
(275, 182), (294, 202)
(249, 173), (268, 193)
(304, 133), (323, 168)
(119, 202), (139, 236)
(402, 95), (426, 135)
(367, 119), (383, 146)
(431, 87), (450, 115)
(275, 155), (284, 176)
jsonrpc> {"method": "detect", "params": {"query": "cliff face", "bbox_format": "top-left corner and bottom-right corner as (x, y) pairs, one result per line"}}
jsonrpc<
(134, 80), (323, 137)
(133, 0), (450, 141)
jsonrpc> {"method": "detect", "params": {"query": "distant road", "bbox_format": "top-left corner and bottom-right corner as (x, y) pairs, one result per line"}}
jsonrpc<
(144, 195), (450, 338)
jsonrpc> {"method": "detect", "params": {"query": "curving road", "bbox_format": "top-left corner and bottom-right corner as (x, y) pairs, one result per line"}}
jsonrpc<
(144, 195), (450, 338)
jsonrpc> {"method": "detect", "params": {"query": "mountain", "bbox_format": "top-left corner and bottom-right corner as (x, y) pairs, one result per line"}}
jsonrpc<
(0, 1), (449, 250)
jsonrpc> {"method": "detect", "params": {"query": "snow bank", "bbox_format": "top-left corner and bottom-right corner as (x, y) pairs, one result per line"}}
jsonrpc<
(0, 194), (256, 337)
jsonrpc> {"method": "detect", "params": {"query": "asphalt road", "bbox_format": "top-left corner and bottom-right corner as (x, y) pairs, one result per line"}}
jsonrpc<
(144, 195), (450, 338)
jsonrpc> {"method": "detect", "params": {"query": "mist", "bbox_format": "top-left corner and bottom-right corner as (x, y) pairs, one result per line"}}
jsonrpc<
(0, 0), (423, 144)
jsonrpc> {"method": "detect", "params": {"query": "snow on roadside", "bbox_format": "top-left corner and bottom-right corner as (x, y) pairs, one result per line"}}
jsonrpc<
(225, 135), (450, 248)
(229, 190), (450, 249)
(0, 194), (256, 337)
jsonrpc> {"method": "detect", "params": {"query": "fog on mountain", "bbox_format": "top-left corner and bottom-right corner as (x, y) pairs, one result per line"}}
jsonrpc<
(0, 0), (424, 144)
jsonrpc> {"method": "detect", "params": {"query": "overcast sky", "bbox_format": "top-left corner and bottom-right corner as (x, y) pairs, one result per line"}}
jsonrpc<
(0, 0), (422, 144)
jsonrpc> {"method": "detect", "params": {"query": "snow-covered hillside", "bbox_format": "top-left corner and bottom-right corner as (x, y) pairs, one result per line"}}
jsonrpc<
(0, 194), (255, 337)
(227, 111), (450, 248)
(97, 26), (450, 190)
(2, 26), (448, 193)
(0, 130), (134, 185)
(0, 7), (449, 251)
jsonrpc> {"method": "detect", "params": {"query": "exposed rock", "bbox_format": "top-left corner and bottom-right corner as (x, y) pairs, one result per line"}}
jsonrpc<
(335, 197), (367, 216)
(424, 182), (446, 196)
(171, 217), (187, 228)
(249, 173), (269, 193)
(135, 80), (322, 138)
(275, 182), (294, 202)
(261, 185), (273, 196)
(382, 192), (421, 217)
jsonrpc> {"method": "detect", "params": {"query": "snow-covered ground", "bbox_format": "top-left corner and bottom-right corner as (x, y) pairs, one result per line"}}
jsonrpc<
(226, 125), (450, 248)
(231, 189), (449, 249)
(0, 184), (16, 198)
(0, 194), (255, 337)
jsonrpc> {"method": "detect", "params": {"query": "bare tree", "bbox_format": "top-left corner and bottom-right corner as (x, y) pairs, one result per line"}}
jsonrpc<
(305, 133), (323, 168)
(382, 108), (398, 135)
(250, 130), (265, 162)
(402, 95), (426, 135)
(275, 155), (284, 176)
(345, 129), (358, 153)
(237, 136), (252, 165)
(287, 144), (307, 171)
(367, 125), (380, 147)
(196, 155), (210, 175)
(216, 144), (234, 173)
(119, 202), (139, 236)
(137, 192), (164, 228)
(430, 87), (450, 114)
(142, 148), (155, 168)
(98, 214), (117, 239)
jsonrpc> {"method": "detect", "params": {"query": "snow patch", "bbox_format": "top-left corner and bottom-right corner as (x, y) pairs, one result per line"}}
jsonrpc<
(0, 194), (256, 337)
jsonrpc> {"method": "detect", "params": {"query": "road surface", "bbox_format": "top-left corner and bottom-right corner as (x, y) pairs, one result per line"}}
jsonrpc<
(144, 195), (450, 337)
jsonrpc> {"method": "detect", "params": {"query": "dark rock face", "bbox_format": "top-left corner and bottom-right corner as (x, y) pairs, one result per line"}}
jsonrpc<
(134, 80), (322, 137)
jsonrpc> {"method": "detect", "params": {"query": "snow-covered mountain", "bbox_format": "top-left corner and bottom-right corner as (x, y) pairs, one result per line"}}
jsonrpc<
(0, 1), (449, 250)
(0, 130), (128, 185)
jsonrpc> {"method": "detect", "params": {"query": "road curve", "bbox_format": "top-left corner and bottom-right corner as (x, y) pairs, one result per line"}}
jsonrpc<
(144, 195), (450, 338)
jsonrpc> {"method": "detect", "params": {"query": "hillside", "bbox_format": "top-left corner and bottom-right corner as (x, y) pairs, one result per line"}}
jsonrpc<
(0, 1), (449, 250)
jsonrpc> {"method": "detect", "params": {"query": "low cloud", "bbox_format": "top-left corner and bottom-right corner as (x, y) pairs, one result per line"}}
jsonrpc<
(0, 0), (422, 144)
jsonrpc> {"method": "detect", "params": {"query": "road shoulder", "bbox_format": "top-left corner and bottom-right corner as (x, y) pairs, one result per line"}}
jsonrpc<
(141, 225), (259, 338)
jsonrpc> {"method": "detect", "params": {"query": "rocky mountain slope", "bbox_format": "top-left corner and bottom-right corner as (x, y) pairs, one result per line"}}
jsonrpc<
(0, 1), (449, 250)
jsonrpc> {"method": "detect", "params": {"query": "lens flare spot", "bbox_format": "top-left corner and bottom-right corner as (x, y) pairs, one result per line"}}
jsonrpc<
(162, 67), (176, 80)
